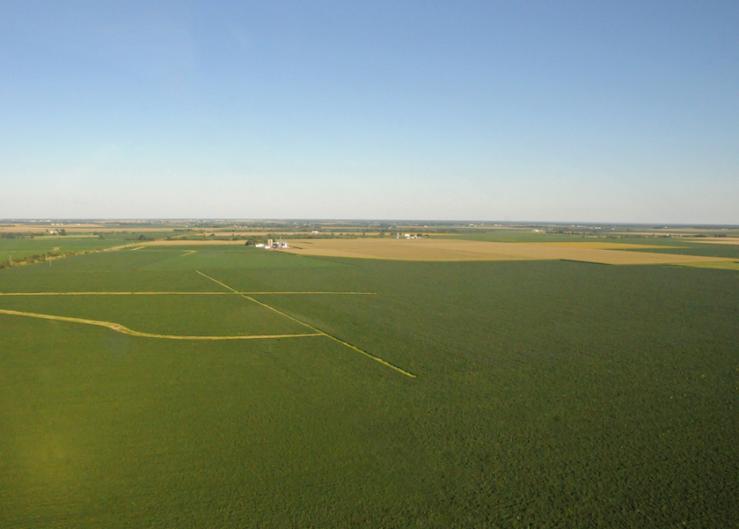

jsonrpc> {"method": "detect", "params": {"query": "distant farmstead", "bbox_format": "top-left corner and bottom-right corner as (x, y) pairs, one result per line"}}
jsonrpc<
(264, 239), (289, 249)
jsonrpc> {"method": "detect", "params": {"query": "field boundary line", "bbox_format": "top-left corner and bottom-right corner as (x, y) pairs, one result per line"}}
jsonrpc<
(0, 291), (376, 296)
(0, 291), (230, 296)
(0, 308), (322, 341)
(196, 270), (416, 378)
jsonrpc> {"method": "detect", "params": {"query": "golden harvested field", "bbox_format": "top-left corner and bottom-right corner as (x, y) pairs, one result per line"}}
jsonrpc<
(282, 238), (733, 265)
(676, 261), (739, 271)
(688, 237), (739, 245)
(520, 242), (671, 249)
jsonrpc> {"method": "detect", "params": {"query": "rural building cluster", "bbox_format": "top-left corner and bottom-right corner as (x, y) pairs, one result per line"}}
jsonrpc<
(253, 238), (289, 249)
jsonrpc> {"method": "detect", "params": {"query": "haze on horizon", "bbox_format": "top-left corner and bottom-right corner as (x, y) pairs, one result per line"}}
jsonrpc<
(1, 1), (737, 224)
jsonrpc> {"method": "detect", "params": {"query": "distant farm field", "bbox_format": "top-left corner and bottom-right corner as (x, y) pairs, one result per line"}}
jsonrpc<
(0, 236), (132, 265)
(689, 237), (739, 245)
(282, 237), (734, 265)
(139, 239), (250, 246)
(0, 224), (176, 234)
(1, 246), (737, 528)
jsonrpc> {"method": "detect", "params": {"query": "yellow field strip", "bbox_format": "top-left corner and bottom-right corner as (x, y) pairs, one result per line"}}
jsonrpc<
(0, 291), (376, 296)
(673, 261), (739, 271)
(0, 308), (323, 341)
(196, 270), (416, 379)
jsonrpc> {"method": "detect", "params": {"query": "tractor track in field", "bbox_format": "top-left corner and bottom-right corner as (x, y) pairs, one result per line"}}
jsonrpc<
(196, 270), (417, 379)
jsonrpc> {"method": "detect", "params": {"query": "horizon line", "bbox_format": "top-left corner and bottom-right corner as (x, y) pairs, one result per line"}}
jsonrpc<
(1, 218), (738, 228)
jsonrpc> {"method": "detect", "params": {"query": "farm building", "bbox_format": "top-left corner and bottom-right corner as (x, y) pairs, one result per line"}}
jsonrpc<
(264, 239), (289, 249)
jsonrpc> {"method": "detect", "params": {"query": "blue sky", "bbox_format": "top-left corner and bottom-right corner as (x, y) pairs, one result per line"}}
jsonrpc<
(1, 0), (737, 222)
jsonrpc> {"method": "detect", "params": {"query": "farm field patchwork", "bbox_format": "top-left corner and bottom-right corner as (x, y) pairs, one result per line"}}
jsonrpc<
(0, 246), (737, 528)
(673, 260), (739, 271)
(448, 231), (739, 260)
(0, 224), (178, 234)
(689, 237), (739, 245)
(282, 237), (735, 265)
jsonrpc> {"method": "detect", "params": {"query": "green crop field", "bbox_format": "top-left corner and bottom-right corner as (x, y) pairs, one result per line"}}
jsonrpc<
(1, 246), (737, 528)
(0, 236), (133, 266)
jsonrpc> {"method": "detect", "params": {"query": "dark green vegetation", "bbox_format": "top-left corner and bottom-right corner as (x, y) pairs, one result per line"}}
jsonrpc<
(1, 247), (737, 528)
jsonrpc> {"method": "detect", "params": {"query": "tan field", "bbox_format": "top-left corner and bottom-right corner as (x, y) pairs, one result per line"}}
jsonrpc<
(281, 238), (734, 266)
(688, 237), (739, 245)
(676, 261), (739, 271)
(518, 242), (672, 249)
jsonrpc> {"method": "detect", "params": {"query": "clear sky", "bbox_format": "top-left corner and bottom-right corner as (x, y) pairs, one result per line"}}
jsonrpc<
(1, 0), (737, 223)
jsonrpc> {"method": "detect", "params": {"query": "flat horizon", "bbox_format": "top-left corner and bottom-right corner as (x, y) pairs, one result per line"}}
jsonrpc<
(3, 218), (739, 228)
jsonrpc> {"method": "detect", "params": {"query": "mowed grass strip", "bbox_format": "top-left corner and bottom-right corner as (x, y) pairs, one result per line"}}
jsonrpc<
(0, 294), (310, 336)
(282, 238), (734, 265)
(0, 308), (321, 340)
